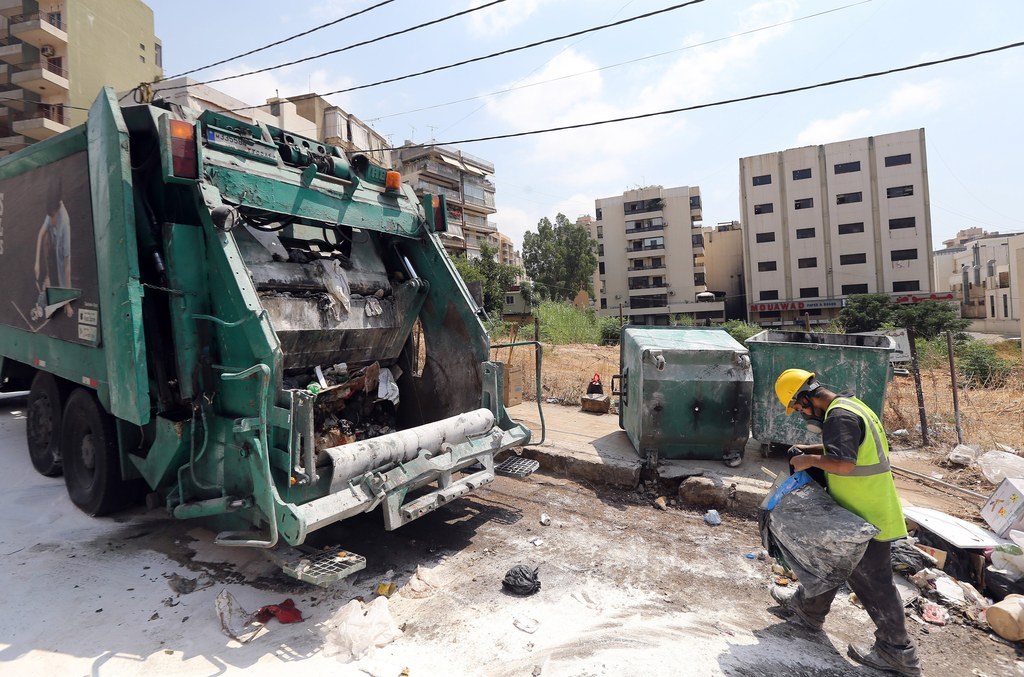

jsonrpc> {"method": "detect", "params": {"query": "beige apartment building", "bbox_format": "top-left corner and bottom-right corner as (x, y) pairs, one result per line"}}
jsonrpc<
(592, 185), (725, 326)
(739, 129), (935, 326)
(392, 142), (498, 259)
(703, 221), (746, 320)
(0, 0), (162, 154)
(934, 230), (1024, 335)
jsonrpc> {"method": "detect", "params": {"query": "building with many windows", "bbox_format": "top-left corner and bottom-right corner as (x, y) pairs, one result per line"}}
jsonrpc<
(703, 221), (746, 320)
(934, 231), (1024, 335)
(591, 185), (724, 326)
(739, 129), (935, 326)
(392, 142), (497, 259)
(0, 0), (162, 154)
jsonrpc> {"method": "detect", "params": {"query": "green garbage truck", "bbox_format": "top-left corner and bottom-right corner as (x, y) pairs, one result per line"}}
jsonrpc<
(0, 88), (529, 583)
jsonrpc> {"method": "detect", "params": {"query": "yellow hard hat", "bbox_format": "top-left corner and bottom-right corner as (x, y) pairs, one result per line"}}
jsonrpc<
(775, 368), (817, 415)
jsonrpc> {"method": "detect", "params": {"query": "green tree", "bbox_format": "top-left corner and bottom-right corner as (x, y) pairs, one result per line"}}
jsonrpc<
(522, 213), (597, 301)
(838, 294), (894, 333)
(451, 243), (522, 319)
(892, 300), (970, 341)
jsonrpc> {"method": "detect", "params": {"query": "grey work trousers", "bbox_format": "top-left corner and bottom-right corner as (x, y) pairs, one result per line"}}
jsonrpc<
(796, 539), (916, 658)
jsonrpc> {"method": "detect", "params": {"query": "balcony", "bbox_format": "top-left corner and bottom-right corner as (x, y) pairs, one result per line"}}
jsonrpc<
(627, 263), (667, 275)
(625, 223), (665, 236)
(11, 60), (68, 95)
(628, 283), (668, 296)
(10, 12), (68, 49)
(626, 243), (665, 259)
(415, 159), (460, 183)
(0, 132), (27, 152)
(12, 103), (68, 140)
(0, 38), (24, 65)
(0, 87), (37, 110)
(0, 0), (22, 17)
(0, 64), (8, 85)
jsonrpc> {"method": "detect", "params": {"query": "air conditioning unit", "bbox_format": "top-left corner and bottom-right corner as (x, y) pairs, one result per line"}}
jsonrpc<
(41, 45), (55, 57)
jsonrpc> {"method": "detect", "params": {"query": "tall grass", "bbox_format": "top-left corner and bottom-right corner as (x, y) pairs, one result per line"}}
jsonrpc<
(536, 301), (601, 344)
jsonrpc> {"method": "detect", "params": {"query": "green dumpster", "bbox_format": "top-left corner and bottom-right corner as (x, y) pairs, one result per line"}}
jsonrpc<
(745, 331), (895, 447)
(616, 327), (752, 463)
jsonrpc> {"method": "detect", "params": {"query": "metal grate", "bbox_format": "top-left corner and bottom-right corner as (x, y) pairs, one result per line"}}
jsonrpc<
(495, 456), (539, 478)
(280, 549), (366, 586)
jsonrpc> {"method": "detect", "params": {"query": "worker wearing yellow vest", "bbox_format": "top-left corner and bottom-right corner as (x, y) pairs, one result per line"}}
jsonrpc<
(770, 368), (921, 677)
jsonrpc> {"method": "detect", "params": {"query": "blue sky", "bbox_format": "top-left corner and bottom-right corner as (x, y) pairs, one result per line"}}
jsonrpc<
(149, 0), (1024, 251)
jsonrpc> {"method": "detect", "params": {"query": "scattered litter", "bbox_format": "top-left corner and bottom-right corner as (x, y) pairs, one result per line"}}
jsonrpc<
(149, 612), (160, 621)
(894, 575), (921, 606)
(992, 544), (1024, 580)
(891, 539), (937, 575)
(775, 577), (790, 586)
(539, 513), (551, 526)
(400, 566), (440, 599)
(704, 509), (722, 526)
(904, 506), (1008, 549)
(849, 592), (861, 608)
(166, 573), (205, 595)
(891, 429), (909, 438)
(922, 602), (949, 625)
(654, 496), (668, 511)
(758, 550), (768, 561)
(980, 452), (1024, 485)
(215, 589), (268, 644)
(745, 553), (756, 560)
(947, 444), (980, 467)
(502, 565), (541, 596)
(513, 616), (540, 634)
(529, 537), (544, 546)
(982, 478), (1024, 537)
(375, 582), (397, 598)
(988, 595), (1024, 641)
(253, 598), (304, 625)
(323, 597), (403, 662)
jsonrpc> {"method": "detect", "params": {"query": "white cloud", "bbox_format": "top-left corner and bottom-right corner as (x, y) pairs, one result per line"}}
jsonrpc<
(796, 110), (871, 146)
(467, 0), (545, 37)
(883, 80), (945, 116)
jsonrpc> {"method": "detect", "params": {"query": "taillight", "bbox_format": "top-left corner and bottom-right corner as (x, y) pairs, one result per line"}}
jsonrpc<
(169, 119), (197, 179)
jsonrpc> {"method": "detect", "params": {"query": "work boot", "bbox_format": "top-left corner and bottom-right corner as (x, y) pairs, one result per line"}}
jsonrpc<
(770, 585), (823, 631)
(848, 643), (922, 676)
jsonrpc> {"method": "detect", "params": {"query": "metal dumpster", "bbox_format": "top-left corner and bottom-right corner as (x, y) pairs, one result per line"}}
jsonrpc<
(745, 331), (896, 447)
(616, 327), (752, 463)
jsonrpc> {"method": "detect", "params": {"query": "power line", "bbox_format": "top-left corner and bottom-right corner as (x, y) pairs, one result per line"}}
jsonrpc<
(169, 0), (509, 92)
(423, 39), (1024, 148)
(307, 0), (707, 99)
(166, 0), (397, 80)
(366, 0), (872, 123)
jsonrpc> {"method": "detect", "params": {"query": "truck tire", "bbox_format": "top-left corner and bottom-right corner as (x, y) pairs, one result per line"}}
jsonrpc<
(61, 388), (125, 516)
(27, 372), (63, 477)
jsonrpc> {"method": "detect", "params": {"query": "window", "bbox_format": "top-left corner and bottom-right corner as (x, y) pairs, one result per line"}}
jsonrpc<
(759, 290), (779, 301)
(840, 253), (867, 265)
(838, 221), (865, 235)
(624, 198), (662, 214)
(795, 227), (815, 239)
(600, 298), (607, 309)
(752, 174), (772, 186)
(155, 43), (162, 68)
(596, 225), (603, 238)
(836, 192), (863, 204)
(799, 287), (819, 298)
(798, 257), (817, 269)
(834, 161), (861, 174)
(842, 284), (869, 294)
(893, 280), (920, 292)
(139, 55), (145, 63)
(651, 257), (662, 267)
(889, 217), (916, 230)
(140, 43), (146, 50)
(754, 203), (774, 215)
(989, 295), (996, 317)
(691, 234), (704, 247)
(757, 261), (777, 272)
(597, 244), (604, 256)
(887, 185), (914, 198)
(792, 168), (812, 180)
(596, 208), (602, 221)
(598, 262), (605, 274)
(694, 272), (706, 286)
(760, 310), (781, 318)
(794, 197), (814, 210)
(1004, 294), (1009, 318)
(890, 248), (918, 261)
(690, 195), (701, 210)
(755, 232), (776, 243)
(885, 153), (911, 167)
(505, 295), (515, 305)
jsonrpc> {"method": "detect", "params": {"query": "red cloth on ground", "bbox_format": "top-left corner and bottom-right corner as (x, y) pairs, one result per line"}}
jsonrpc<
(253, 598), (304, 624)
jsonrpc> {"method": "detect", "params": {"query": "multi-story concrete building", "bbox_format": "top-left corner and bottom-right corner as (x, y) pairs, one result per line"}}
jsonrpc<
(934, 231), (1024, 335)
(497, 232), (522, 271)
(0, 0), (162, 154)
(150, 76), (313, 132)
(284, 95), (390, 167)
(592, 185), (724, 326)
(392, 142), (497, 259)
(739, 129), (935, 326)
(703, 221), (746, 320)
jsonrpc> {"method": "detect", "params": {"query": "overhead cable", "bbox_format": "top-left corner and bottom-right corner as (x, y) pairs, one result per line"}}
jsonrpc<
(166, 0), (397, 80)
(170, 0), (509, 92)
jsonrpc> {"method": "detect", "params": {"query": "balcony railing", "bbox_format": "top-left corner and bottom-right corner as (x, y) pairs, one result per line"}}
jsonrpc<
(13, 103), (67, 124)
(625, 223), (665, 235)
(10, 60), (67, 78)
(628, 264), (667, 272)
(11, 12), (66, 32)
(626, 243), (665, 253)
(416, 159), (459, 181)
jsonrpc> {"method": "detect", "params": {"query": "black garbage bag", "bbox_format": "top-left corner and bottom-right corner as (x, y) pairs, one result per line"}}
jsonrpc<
(761, 478), (879, 598)
(502, 565), (541, 595)
(890, 539), (936, 575)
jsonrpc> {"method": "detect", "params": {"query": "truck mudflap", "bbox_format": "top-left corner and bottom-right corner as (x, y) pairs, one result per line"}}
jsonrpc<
(280, 408), (530, 544)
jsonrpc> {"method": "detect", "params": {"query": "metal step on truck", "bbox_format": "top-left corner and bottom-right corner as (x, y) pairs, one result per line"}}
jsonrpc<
(0, 87), (530, 584)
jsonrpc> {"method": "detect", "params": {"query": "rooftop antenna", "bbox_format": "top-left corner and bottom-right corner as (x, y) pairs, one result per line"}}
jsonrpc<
(427, 124), (438, 142)
(409, 125), (416, 141)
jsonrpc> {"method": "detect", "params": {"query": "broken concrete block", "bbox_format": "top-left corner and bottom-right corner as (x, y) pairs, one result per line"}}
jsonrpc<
(677, 474), (771, 515)
(580, 394), (610, 414)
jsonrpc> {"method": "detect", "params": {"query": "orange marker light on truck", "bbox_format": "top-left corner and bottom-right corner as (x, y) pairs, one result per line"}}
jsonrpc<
(169, 119), (198, 179)
(385, 170), (401, 192)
